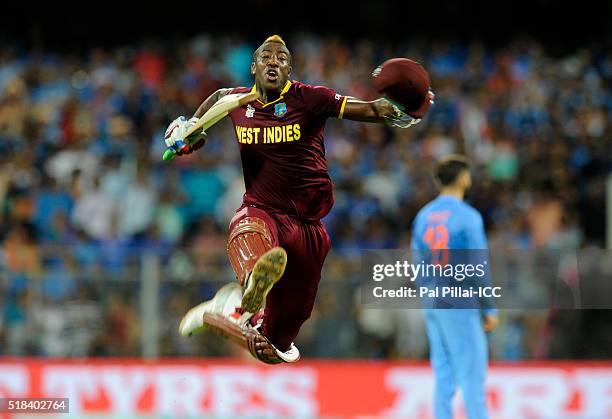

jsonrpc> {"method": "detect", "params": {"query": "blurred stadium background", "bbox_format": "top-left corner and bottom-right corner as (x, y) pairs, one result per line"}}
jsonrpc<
(0, 1), (611, 417)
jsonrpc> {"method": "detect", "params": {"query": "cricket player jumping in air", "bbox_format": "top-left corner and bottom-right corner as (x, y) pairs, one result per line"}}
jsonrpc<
(166, 35), (434, 364)
(411, 155), (498, 419)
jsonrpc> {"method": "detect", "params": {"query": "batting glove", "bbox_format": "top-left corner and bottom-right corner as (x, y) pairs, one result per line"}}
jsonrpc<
(384, 101), (422, 128)
(164, 116), (206, 155)
(383, 90), (435, 128)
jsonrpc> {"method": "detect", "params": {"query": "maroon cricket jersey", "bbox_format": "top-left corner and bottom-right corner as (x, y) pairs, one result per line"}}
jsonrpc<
(228, 81), (347, 222)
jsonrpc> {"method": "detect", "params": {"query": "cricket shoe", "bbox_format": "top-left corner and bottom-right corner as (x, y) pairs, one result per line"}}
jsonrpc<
(241, 247), (287, 314)
(178, 282), (243, 337)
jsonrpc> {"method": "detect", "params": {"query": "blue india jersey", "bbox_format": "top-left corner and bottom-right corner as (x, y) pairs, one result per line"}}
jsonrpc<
(411, 195), (496, 313)
(412, 195), (487, 251)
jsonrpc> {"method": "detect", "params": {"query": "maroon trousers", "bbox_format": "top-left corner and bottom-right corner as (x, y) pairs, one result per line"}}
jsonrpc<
(229, 205), (331, 351)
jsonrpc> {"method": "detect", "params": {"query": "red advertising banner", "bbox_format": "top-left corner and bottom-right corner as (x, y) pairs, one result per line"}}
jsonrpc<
(0, 359), (611, 418)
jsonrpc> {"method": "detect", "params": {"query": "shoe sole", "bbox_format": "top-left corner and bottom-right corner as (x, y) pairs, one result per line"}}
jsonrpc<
(179, 283), (240, 337)
(241, 247), (287, 314)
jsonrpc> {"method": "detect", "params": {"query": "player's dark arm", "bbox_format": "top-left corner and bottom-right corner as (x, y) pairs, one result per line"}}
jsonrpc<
(341, 97), (399, 123)
(192, 88), (233, 118)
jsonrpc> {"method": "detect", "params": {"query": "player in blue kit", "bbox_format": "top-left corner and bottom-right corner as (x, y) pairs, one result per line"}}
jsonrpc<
(411, 155), (498, 419)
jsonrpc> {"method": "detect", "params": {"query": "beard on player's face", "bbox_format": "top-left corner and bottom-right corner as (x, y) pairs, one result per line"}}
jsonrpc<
(458, 171), (472, 193)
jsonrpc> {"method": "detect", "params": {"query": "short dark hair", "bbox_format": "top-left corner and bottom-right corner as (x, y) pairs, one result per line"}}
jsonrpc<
(436, 154), (469, 186)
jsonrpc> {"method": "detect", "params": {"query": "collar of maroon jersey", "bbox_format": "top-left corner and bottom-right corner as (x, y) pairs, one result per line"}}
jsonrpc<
(250, 80), (293, 108)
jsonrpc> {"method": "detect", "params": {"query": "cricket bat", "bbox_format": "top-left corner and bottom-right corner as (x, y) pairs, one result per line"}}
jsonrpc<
(162, 91), (260, 161)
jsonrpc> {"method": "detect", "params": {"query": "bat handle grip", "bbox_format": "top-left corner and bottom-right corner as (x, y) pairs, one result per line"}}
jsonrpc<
(162, 148), (176, 161)
(162, 140), (191, 161)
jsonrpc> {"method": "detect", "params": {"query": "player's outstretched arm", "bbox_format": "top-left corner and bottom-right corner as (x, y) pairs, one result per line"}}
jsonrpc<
(342, 95), (430, 128)
(342, 97), (398, 122)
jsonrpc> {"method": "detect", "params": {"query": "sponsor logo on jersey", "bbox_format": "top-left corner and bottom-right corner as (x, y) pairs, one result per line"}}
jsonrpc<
(274, 102), (287, 117)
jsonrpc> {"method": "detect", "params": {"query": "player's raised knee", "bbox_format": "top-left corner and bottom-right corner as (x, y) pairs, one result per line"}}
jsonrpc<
(227, 216), (274, 285)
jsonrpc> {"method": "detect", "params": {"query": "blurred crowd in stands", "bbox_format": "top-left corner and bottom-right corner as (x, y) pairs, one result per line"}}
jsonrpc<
(0, 34), (610, 360)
